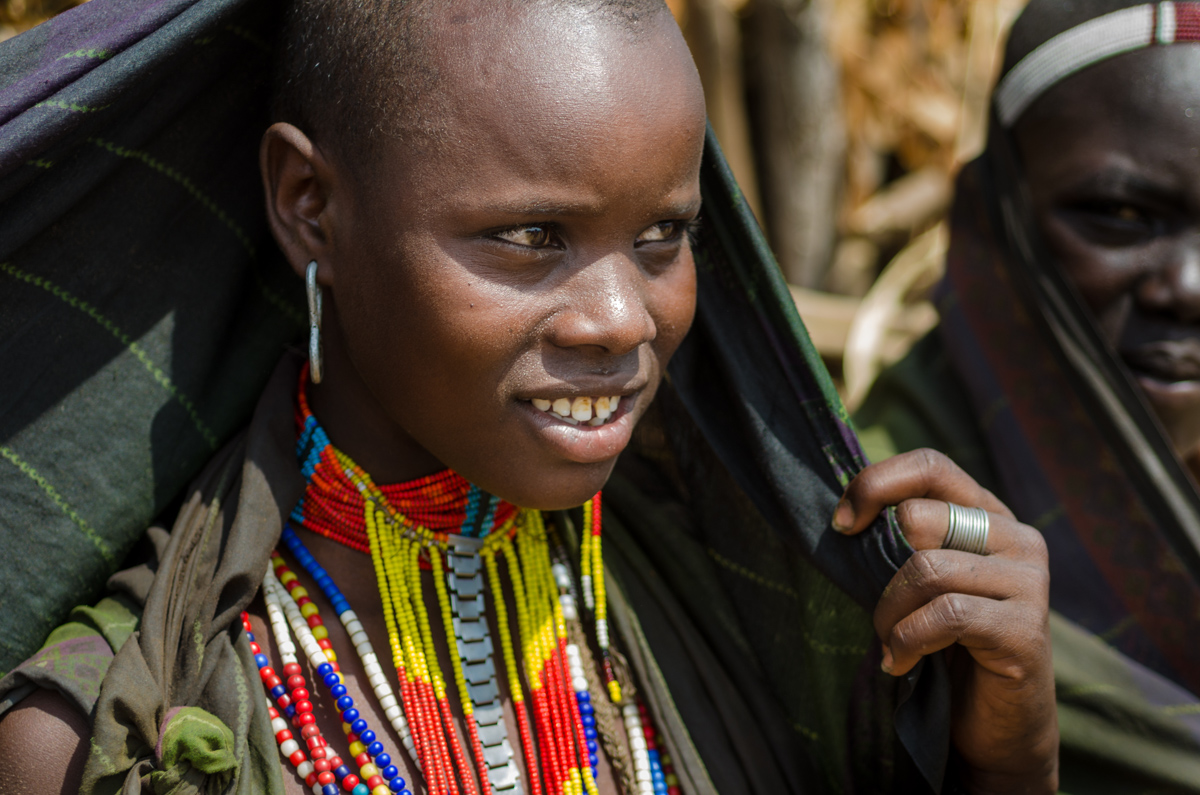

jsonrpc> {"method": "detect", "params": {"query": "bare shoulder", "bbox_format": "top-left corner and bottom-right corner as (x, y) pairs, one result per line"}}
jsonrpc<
(0, 688), (89, 794)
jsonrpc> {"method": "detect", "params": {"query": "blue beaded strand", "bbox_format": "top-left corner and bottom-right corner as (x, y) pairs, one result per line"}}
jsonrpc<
(281, 527), (411, 795)
(648, 748), (668, 795)
(574, 689), (599, 780)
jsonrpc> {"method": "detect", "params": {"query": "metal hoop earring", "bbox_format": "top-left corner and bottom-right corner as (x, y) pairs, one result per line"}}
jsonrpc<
(306, 260), (324, 383)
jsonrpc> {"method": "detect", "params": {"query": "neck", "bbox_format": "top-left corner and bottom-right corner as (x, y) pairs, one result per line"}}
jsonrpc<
(309, 304), (444, 484)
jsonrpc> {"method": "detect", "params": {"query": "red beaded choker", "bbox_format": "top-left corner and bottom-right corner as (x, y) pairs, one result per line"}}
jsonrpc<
(290, 365), (518, 553)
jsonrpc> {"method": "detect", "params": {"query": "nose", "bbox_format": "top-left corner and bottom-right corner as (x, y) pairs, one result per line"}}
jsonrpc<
(1137, 237), (1200, 322)
(546, 254), (657, 356)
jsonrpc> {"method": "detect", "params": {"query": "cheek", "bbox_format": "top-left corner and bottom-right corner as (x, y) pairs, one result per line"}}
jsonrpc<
(339, 243), (517, 404)
(649, 255), (698, 358)
(1039, 215), (1140, 333)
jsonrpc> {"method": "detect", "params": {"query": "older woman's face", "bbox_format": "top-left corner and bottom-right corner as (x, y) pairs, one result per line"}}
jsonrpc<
(322, 8), (705, 509)
(1015, 46), (1200, 457)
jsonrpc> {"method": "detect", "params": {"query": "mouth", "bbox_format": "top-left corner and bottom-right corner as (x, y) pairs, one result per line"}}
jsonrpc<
(1121, 340), (1200, 383)
(529, 395), (624, 426)
(517, 390), (641, 465)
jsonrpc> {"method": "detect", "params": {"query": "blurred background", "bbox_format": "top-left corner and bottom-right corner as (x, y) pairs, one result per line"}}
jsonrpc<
(2, 0), (1029, 408)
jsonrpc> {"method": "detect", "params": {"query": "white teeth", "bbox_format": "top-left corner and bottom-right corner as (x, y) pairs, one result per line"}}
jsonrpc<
(531, 395), (625, 426)
(571, 396), (593, 422)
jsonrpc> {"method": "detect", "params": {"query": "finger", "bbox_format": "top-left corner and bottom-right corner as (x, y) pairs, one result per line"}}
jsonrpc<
(892, 499), (1048, 562)
(882, 592), (1043, 677)
(873, 548), (1049, 647)
(833, 449), (1013, 536)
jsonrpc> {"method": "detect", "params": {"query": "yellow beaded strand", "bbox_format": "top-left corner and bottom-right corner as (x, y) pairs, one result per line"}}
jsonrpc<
(432, 548), (477, 719)
(484, 547), (525, 708)
(408, 541), (450, 704)
(365, 506), (408, 691)
(580, 501), (594, 612)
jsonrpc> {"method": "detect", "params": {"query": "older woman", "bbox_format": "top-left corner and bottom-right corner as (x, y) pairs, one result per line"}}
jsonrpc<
(0, 0), (1055, 793)
(857, 0), (1200, 791)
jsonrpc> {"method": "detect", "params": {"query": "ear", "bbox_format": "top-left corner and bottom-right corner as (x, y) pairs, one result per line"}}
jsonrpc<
(260, 122), (340, 287)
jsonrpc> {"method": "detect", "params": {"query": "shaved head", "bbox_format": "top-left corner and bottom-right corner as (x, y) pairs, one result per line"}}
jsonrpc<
(273, 0), (670, 167)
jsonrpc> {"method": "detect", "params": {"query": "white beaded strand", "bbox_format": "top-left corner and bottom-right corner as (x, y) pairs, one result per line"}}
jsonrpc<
(622, 703), (655, 795)
(269, 569), (421, 767)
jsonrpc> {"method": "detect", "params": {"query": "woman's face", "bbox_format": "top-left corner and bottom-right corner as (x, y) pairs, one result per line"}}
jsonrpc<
(1015, 46), (1200, 458)
(293, 9), (706, 509)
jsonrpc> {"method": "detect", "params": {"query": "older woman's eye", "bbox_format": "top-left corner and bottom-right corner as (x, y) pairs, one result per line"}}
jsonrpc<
(495, 225), (555, 248)
(637, 221), (685, 244)
(1063, 198), (1164, 246)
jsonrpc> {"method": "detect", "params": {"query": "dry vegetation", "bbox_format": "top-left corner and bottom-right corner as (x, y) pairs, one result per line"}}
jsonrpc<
(830, 0), (1026, 293)
(0, 0), (86, 41)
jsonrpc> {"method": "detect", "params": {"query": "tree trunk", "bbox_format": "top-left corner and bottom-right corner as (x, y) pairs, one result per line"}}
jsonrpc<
(678, 0), (764, 224)
(742, 0), (844, 288)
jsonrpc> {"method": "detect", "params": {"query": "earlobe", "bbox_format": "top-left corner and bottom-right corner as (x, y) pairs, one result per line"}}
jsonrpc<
(260, 122), (337, 285)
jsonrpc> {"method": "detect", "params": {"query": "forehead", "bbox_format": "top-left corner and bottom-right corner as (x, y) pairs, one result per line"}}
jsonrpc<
(1016, 46), (1200, 180)
(1019, 46), (1200, 148)
(377, 4), (705, 196)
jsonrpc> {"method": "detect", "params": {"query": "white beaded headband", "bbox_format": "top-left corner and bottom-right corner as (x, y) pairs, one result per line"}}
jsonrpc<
(994, 1), (1200, 127)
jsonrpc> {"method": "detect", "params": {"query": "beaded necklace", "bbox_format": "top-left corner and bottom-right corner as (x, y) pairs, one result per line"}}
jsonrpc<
(292, 381), (519, 551)
(252, 367), (680, 795)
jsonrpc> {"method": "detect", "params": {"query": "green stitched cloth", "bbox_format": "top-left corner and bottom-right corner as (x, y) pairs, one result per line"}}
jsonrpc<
(0, 0), (304, 673)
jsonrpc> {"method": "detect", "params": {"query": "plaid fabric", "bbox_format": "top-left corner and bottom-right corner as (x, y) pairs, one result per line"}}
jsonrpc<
(936, 151), (1200, 694)
(857, 329), (1200, 792)
(0, 0), (303, 673)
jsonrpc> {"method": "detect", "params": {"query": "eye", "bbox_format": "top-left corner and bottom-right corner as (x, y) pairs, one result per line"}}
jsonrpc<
(1091, 202), (1151, 228)
(494, 225), (556, 248)
(1061, 199), (1165, 246)
(636, 220), (687, 244)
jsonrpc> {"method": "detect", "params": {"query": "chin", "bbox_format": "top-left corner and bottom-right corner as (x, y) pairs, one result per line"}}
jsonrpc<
(487, 458), (620, 512)
(1134, 374), (1200, 457)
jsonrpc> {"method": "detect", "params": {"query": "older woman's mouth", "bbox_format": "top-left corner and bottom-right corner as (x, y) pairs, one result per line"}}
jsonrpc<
(528, 396), (623, 426)
(1122, 340), (1200, 383)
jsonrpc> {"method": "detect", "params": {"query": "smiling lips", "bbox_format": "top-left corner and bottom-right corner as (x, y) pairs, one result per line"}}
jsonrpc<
(1123, 340), (1200, 382)
(530, 396), (622, 426)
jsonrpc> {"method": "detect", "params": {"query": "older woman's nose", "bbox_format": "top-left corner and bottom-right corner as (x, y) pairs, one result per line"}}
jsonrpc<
(1137, 238), (1200, 322)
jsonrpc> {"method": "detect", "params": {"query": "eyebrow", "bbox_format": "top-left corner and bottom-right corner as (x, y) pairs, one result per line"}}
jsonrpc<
(483, 197), (703, 218)
(1066, 168), (1182, 205)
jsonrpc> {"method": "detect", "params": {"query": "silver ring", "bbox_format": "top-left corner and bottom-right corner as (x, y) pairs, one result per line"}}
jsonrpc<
(942, 503), (989, 555)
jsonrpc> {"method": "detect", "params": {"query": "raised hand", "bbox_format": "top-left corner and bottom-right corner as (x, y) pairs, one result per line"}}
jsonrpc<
(834, 449), (1058, 795)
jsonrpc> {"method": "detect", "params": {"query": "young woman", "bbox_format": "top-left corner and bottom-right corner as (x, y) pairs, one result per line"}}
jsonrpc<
(0, 0), (1056, 792)
(857, 0), (1200, 790)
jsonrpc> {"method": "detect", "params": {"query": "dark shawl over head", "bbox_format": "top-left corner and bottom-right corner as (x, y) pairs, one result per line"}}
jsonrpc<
(0, 1), (950, 791)
(938, 0), (1200, 731)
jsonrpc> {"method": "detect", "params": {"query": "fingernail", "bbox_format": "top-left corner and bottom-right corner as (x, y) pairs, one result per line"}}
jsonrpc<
(880, 645), (893, 674)
(832, 499), (855, 533)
